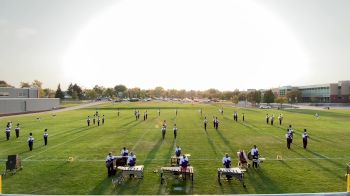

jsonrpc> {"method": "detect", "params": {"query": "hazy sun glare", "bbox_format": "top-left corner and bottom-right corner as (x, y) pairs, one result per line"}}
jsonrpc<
(63, 0), (309, 90)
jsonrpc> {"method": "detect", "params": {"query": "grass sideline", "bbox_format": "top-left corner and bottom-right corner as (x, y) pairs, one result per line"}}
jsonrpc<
(0, 102), (349, 194)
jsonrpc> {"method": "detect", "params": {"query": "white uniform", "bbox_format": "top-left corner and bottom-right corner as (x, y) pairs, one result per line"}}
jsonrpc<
(121, 149), (129, 156)
(106, 155), (114, 162)
(222, 156), (231, 164)
(127, 154), (136, 165)
(179, 156), (189, 165)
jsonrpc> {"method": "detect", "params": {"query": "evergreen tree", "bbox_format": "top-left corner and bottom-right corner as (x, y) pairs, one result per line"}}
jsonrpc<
(55, 84), (64, 99)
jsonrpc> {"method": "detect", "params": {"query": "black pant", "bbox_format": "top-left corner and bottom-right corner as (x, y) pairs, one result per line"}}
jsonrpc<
(287, 138), (292, 149)
(6, 132), (10, 140)
(204, 123), (207, 130)
(271, 120), (274, 125)
(44, 137), (48, 145)
(266, 119), (269, 124)
(87, 122), (90, 126)
(253, 160), (258, 168)
(107, 162), (113, 176)
(279, 120), (282, 125)
(16, 130), (19, 138)
(303, 139), (308, 149)
(174, 133), (177, 139)
(29, 142), (33, 151)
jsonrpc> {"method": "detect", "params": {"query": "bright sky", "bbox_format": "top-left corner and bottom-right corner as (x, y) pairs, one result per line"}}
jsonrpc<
(0, 0), (349, 91)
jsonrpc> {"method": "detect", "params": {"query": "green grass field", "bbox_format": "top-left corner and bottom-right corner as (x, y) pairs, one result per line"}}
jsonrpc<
(1, 102), (349, 194)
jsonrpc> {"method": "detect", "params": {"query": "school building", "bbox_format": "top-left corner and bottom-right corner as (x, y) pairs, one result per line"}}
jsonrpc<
(272, 80), (350, 103)
(0, 87), (60, 115)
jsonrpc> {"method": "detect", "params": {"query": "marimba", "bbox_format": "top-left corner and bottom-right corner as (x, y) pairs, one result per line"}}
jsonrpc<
(117, 165), (144, 179)
(217, 167), (245, 187)
(160, 166), (194, 184)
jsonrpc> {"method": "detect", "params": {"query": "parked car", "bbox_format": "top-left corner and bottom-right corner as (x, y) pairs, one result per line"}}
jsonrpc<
(259, 105), (271, 109)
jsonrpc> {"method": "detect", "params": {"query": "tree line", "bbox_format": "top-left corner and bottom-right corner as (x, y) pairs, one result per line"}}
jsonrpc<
(0, 80), (301, 104)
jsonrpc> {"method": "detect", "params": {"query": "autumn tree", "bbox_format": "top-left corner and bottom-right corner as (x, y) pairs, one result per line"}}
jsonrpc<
(263, 90), (275, 104)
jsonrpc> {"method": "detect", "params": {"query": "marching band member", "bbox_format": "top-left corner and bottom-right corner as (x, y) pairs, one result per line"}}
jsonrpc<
(251, 145), (259, 168)
(5, 126), (11, 140)
(278, 114), (283, 125)
(204, 117), (207, 130)
(222, 153), (232, 179)
(105, 152), (114, 176)
(179, 154), (189, 172)
(175, 146), (182, 157)
(175, 145), (182, 165)
(222, 153), (231, 168)
(15, 123), (20, 138)
(27, 132), (34, 151)
(271, 115), (275, 125)
(43, 129), (48, 146)
(215, 117), (219, 130)
(173, 124), (178, 139)
(266, 114), (269, 124)
(127, 152), (136, 167)
(288, 125), (294, 143)
(97, 116), (101, 126)
(121, 147), (129, 156)
(286, 129), (293, 149)
(87, 116), (90, 126)
(102, 115), (105, 125)
(302, 129), (309, 149)
(161, 126), (166, 140)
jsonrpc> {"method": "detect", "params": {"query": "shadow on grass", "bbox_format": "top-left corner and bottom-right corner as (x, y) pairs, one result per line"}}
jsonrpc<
(143, 138), (163, 166)
(291, 149), (344, 180)
(214, 127), (236, 153)
(89, 177), (112, 194)
(246, 168), (282, 193)
(305, 149), (345, 168)
(277, 160), (292, 169)
(158, 177), (194, 195)
(115, 177), (142, 195)
(204, 130), (220, 157)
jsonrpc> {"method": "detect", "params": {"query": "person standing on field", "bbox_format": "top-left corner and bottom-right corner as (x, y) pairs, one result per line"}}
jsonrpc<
(27, 132), (34, 151)
(5, 126), (10, 140)
(43, 129), (48, 146)
(302, 129), (309, 149)
(266, 114), (269, 124)
(173, 124), (178, 139)
(204, 117), (208, 131)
